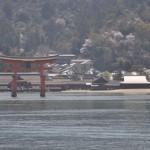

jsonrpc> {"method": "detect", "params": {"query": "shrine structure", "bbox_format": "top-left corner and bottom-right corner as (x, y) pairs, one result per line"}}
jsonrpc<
(0, 55), (57, 97)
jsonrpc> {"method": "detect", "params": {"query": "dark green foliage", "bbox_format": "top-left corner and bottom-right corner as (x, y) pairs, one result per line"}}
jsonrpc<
(2, 1), (13, 20)
(41, 1), (55, 19)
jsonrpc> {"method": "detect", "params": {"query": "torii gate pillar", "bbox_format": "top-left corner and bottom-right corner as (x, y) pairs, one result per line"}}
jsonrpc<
(11, 63), (17, 97)
(39, 64), (45, 97)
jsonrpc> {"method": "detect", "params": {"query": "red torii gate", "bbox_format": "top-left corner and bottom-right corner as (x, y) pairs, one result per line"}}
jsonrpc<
(0, 55), (57, 97)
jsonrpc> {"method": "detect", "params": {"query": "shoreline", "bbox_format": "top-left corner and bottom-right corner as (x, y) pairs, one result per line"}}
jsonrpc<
(0, 89), (150, 100)
(62, 89), (150, 95)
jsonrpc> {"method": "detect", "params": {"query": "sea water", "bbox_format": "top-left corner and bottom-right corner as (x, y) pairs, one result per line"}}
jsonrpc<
(0, 92), (150, 150)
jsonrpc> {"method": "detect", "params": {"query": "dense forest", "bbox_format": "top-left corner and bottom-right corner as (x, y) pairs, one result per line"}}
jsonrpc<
(0, 0), (150, 71)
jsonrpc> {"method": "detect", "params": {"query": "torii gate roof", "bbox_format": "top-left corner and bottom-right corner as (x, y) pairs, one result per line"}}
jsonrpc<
(0, 54), (58, 63)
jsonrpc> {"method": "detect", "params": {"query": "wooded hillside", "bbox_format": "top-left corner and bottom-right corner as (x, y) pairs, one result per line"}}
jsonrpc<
(0, 0), (150, 71)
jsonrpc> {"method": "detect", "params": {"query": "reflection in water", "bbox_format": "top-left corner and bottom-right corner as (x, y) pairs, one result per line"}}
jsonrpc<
(0, 93), (150, 149)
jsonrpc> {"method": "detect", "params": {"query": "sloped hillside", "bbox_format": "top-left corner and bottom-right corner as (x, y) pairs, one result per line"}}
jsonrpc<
(0, 0), (150, 71)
